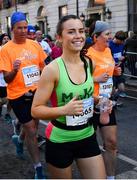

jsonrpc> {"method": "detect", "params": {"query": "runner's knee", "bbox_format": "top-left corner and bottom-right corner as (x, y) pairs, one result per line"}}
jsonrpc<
(104, 137), (117, 152)
(23, 123), (37, 138)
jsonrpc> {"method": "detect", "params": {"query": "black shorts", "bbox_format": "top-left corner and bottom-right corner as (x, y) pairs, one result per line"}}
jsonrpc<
(45, 133), (101, 168)
(89, 108), (117, 130)
(0, 87), (7, 98)
(9, 91), (35, 124)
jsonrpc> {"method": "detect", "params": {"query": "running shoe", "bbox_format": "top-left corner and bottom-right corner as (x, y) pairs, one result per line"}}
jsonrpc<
(119, 92), (127, 98)
(12, 119), (21, 135)
(35, 166), (45, 179)
(5, 113), (12, 124)
(116, 100), (123, 107)
(12, 135), (24, 159)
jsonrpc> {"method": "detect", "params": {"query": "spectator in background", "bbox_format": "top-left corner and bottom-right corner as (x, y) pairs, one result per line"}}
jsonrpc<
(109, 30), (127, 99)
(85, 27), (93, 46)
(36, 30), (52, 64)
(27, 25), (36, 40)
(0, 33), (11, 47)
(0, 33), (12, 123)
(124, 31), (137, 77)
(50, 34), (62, 60)
(44, 34), (54, 49)
(35, 30), (52, 55)
(51, 40), (62, 60)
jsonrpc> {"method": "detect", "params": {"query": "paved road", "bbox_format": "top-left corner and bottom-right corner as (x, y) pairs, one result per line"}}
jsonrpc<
(0, 95), (137, 179)
(115, 96), (137, 179)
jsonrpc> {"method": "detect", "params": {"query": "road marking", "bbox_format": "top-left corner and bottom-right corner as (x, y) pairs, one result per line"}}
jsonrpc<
(39, 120), (48, 126)
(126, 95), (137, 100)
(126, 87), (137, 92)
(116, 170), (137, 178)
(99, 145), (137, 167)
(118, 153), (137, 167)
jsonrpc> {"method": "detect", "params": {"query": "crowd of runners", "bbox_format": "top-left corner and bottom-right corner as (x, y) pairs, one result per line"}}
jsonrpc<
(0, 10), (135, 179)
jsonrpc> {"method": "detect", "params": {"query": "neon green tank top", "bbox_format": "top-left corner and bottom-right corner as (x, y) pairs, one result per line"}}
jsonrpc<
(46, 57), (95, 143)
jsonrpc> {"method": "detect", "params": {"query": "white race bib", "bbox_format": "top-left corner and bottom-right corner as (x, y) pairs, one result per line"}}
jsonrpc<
(99, 77), (113, 98)
(66, 97), (94, 126)
(22, 65), (40, 87)
(113, 52), (122, 59)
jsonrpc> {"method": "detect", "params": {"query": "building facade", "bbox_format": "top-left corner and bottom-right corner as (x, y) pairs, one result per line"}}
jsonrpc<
(0, 0), (136, 38)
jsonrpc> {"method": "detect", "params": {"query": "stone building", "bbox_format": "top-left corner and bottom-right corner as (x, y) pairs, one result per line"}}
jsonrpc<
(0, 0), (136, 38)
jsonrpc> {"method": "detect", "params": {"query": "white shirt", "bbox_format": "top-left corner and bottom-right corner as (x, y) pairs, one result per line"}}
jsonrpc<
(39, 40), (52, 55)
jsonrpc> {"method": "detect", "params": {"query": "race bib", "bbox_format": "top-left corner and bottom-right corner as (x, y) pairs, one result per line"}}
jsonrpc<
(66, 97), (94, 126)
(99, 77), (113, 98)
(113, 52), (122, 59)
(22, 65), (40, 87)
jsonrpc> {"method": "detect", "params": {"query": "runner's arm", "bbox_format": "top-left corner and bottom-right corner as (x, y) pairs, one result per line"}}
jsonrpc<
(3, 69), (18, 83)
(3, 59), (21, 83)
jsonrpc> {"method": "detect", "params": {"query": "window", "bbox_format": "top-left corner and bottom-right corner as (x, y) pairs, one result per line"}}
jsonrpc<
(59, 5), (68, 19)
(24, 12), (29, 23)
(6, 16), (11, 36)
(18, 0), (28, 4)
(3, 0), (11, 9)
(128, 0), (137, 31)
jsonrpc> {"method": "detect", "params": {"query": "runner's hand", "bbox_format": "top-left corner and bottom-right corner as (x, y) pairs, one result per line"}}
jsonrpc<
(13, 59), (21, 72)
(64, 96), (83, 116)
(113, 66), (121, 76)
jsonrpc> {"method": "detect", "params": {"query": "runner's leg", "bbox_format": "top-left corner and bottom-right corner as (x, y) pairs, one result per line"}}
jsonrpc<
(47, 164), (72, 179)
(23, 119), (40, 164)
(77, 154), (106, 179)
(100, 125), (117, 177)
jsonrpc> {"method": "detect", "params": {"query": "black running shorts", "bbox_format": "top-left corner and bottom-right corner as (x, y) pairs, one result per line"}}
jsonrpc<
(9, 91), (35, 124)
(45, 133), (101, 168)
(89, 108), (117, 130)
(0, 87), (7, 98)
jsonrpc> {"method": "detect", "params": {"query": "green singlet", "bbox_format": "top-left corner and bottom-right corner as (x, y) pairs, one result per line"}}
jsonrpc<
(45, 57), (95, 143)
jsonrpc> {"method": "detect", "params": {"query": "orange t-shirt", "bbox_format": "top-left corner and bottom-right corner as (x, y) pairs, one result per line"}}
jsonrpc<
(87, 47), (115, 97)
(0, 39), (47, 99)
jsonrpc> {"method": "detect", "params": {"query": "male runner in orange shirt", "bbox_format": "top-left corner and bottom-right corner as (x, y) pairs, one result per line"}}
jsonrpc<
(0, 11), (47, 179)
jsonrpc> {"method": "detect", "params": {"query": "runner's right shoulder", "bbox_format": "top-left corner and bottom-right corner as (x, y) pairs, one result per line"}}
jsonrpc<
(41, 58), (59, 82)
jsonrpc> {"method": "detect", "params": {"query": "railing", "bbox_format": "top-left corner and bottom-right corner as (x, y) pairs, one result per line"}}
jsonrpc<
(124, 51), (137, 78)
(123, 51), (137, 99)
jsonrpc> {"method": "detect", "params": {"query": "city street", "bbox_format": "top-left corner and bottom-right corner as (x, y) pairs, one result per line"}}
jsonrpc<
(0, 0), (137, 179)
(0, 95), (137, 179)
